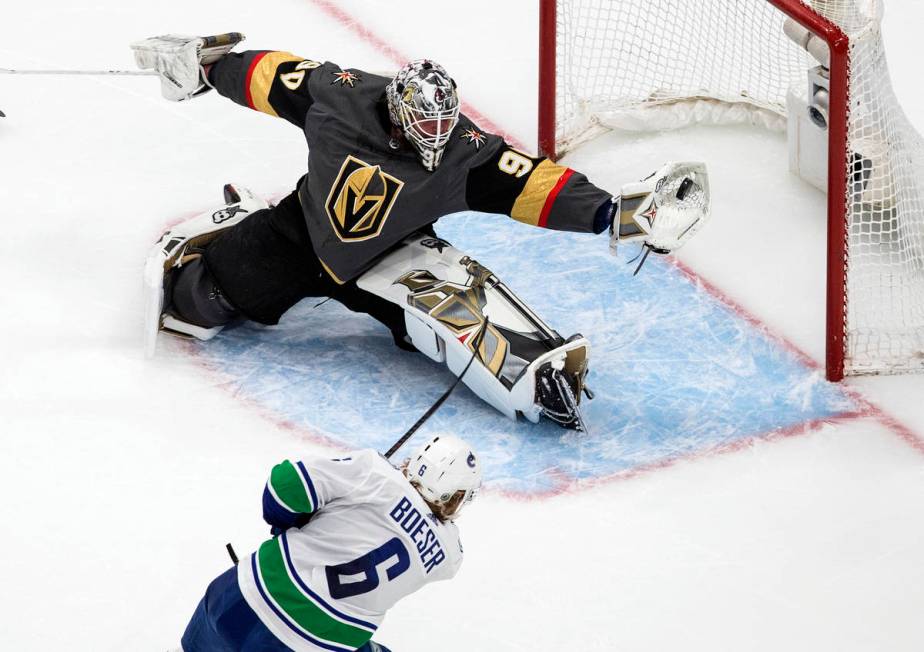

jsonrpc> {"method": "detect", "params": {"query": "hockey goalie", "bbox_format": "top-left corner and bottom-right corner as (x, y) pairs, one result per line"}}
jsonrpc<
(135, 34), (711, 431)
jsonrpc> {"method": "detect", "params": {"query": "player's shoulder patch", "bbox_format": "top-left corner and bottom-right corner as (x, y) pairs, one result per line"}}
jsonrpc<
(459, 126), (487, 149)
(330, 69), (362, 88)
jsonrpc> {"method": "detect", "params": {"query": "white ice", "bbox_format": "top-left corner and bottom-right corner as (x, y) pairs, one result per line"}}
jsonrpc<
(1, 1), (923, 650)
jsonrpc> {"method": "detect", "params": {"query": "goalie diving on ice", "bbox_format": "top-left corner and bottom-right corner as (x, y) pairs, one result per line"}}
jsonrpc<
(135, 33), (711, 431)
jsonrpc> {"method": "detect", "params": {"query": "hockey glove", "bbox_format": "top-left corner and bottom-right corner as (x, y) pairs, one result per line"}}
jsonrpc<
(611, 161), (710, 257)
(130, 32), (245, 101)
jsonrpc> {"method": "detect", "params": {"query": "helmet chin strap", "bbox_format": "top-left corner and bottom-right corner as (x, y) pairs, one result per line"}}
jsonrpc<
(388, 126), (402, 151)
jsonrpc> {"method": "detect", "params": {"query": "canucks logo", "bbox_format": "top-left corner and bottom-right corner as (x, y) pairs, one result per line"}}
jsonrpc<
(325, 155), (404, 242)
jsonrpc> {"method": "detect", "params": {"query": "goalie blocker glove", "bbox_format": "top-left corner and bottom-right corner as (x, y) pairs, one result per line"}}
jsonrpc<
(611, 161), (711, 262)
(130, 32), (245, 101)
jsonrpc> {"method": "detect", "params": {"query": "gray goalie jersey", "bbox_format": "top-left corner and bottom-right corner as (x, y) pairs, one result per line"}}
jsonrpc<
(208, 51), (612, 283)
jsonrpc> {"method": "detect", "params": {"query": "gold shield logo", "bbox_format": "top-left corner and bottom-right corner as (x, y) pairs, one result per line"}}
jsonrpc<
(325, 156), (404, 242)
(394, 270), (509, 377)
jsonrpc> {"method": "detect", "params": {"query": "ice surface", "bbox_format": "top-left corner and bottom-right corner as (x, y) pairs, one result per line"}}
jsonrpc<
(187, 213), (858, 495)
(1, 1), (923, 651)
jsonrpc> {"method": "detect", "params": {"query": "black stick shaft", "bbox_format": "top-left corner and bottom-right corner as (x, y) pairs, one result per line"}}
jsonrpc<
(226, 543), (239, 566)
(384, 319), (488, 459)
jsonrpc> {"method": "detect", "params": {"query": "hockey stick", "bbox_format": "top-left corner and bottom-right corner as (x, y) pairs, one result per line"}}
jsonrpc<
(384, 317), (489, 460)
(0, 68), (157, 76)
(0, 69), (153, 116)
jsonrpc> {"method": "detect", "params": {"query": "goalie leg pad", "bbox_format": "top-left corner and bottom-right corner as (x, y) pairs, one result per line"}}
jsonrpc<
(144, 184), (268, 356)
(356, 235), (592, 430)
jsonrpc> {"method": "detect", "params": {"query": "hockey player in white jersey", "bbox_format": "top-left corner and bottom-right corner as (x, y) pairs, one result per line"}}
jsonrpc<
(179, 434), (481, 652)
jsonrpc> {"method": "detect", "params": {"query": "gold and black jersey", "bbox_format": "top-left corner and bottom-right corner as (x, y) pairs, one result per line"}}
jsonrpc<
(208, 50), (612, 283)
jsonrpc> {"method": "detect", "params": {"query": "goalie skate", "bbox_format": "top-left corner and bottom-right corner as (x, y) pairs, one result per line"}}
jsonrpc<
(357, 235), (592, 430)
(143, 184), (268, 357)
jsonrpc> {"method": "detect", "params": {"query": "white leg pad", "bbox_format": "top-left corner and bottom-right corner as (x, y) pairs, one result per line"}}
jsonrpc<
(357, 234), (591, 428)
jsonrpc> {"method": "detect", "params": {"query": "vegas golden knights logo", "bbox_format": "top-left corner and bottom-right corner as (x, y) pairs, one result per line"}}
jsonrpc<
(395, 270), (509, 377)
(325, 155), (404, 242)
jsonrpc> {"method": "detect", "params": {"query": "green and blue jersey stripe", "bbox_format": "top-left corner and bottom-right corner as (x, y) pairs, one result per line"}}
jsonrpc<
(251, 536), (376, 650)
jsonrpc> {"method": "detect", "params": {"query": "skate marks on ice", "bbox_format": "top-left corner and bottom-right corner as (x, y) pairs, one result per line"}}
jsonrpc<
(182, 212), (858, 496)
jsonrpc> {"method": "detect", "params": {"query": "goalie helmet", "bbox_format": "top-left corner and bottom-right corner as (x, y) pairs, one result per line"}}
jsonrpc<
(386, 59), (460, 172)
(405, 434), (481, 521)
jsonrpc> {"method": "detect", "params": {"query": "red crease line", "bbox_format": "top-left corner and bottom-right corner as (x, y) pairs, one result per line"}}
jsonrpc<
(306, 0), (528, 151)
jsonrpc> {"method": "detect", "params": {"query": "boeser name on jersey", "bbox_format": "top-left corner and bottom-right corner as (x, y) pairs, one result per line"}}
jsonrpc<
(390, 497), (446, 573)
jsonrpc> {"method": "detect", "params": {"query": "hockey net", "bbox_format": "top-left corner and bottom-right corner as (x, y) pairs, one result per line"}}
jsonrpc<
(539, 0), (924, 380)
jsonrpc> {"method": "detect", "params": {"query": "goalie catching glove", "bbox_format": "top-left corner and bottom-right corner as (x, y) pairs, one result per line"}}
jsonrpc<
(130, 32), (245, 101)
(611, 161), (710, 264)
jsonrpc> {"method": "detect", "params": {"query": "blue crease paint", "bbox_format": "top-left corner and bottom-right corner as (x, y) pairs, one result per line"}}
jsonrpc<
(187, 212), (858, 494)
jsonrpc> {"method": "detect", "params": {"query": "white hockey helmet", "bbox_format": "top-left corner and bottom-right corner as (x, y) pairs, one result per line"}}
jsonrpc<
(406, 434), (482, 521)
(386, 59), (460, 172)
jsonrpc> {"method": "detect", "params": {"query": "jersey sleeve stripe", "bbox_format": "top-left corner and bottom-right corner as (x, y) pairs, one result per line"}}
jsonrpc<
(537, 168), (574, 228)
(245, 51), (304, 117)
(296, 461), (320, 511)
(250, 553), (358, 652)
(243, 51), (269, 112)
(265, 480), (298, 513)
(270, 460), (313, 513)
(509, 160), (572, 227)
(255, 538), (375, 649)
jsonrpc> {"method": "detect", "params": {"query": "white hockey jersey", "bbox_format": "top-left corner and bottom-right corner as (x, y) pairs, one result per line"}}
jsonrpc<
(237, 449), (464, 651)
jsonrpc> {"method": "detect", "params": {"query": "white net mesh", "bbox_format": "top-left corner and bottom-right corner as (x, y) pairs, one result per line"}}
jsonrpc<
(553, 0), (924, 375)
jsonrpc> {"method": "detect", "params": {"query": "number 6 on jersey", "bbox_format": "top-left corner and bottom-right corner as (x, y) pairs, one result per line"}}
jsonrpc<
(326, 538), (411, 599)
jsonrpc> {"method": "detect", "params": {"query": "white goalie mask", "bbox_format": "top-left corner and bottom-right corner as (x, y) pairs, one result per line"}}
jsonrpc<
(405, 434), (482, 521)
(386, 59), (460, 172)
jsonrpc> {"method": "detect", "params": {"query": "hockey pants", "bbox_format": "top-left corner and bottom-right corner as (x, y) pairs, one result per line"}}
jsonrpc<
(171, 186), (413, 349)
(181, 566), (386, 652)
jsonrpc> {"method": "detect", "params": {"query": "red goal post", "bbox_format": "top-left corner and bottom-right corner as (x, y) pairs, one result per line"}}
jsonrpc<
(538, 0), (924, 382)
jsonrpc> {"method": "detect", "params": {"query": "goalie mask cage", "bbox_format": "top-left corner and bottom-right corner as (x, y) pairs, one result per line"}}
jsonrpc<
(538, 0), (924, 381)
